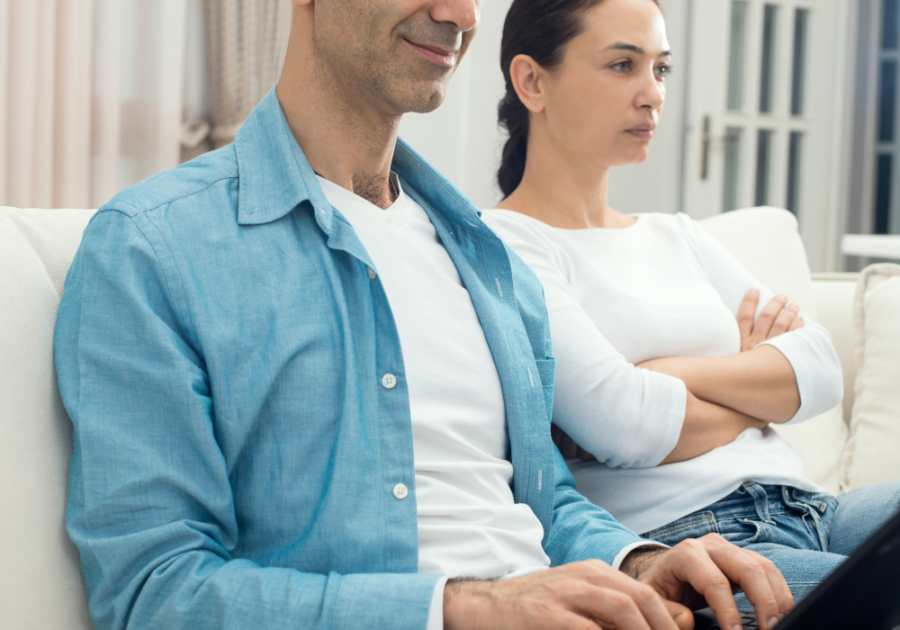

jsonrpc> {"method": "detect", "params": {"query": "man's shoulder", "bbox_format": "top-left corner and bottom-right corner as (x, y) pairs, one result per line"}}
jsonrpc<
(102, 144), (239, 218)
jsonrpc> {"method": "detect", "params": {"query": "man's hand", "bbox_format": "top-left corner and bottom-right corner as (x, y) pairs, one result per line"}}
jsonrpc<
(443, 560), (692, 630)
(626, 534), (794, 630)
(737, 289), (804, 352)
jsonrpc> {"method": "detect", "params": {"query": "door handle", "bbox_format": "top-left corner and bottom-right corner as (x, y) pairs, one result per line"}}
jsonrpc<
(700, 116), (740, 180)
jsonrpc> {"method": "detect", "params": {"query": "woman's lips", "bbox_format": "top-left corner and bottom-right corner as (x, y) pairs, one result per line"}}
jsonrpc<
(403, 39), (457, 67)
(627, 127), (656, 140)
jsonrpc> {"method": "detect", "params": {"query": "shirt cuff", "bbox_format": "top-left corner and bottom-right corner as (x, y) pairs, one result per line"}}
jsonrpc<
(426, 575), (450, 630)
(757, 325), (843, 425)
(612, 541), (670, 571)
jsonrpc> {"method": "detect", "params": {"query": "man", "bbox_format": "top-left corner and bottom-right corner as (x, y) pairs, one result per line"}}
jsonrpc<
(55, 1), (792, 629)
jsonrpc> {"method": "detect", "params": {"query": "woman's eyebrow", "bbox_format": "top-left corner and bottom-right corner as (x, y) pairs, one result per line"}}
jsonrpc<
(603, 42), (673, 57)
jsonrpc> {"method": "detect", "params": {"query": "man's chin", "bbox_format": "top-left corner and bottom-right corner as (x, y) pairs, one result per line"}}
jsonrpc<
(390, 82), (450, 115)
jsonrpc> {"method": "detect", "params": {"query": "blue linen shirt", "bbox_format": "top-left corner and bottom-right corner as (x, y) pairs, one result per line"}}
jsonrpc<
(55, 89), (644, 630)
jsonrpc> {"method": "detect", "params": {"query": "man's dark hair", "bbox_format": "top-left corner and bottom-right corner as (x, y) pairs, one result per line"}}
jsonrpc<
(496, 0), (661, 197)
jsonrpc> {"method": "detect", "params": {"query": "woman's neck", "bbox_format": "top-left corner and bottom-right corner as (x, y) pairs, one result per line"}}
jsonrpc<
(495, 131), (636, 231)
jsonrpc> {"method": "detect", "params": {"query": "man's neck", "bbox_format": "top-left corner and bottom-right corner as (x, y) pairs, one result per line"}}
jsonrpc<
(276, 13), (401, 209)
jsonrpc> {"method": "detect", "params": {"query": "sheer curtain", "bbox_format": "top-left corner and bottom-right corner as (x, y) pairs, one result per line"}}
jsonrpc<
(0, 0), (187, 210)
(202, 0), (291, 149)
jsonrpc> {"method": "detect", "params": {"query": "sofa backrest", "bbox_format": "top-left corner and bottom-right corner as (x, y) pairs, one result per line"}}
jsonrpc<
(1, 207), (96, 629)
(0, 204), (866, 628)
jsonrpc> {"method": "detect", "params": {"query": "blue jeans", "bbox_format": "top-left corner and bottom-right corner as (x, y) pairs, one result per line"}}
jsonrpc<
(641, 481), (900, 608)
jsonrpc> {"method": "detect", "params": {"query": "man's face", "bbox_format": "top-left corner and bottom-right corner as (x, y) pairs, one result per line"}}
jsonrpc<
(314, 0), (481, 115)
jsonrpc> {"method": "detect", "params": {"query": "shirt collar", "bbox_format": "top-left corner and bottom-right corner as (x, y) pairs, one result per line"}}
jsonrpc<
(234, 87), (487, 235)
(234, 88), (333, 230)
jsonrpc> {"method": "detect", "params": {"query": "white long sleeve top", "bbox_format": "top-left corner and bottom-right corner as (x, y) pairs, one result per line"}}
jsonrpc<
(482, 210), (843, 535)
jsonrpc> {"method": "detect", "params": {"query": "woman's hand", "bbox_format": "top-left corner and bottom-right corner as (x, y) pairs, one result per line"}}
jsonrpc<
(737, 288), (804, 352)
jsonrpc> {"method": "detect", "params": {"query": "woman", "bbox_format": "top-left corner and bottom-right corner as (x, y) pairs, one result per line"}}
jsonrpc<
(481, 0), (900, 606)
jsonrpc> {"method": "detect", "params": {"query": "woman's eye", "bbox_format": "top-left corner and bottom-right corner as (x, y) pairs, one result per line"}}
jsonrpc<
(611, 61), (631, 72)
(655, 64), (673, 78)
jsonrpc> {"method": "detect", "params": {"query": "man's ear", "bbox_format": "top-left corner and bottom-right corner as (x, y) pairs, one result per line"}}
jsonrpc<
(509, 54), (546, 114)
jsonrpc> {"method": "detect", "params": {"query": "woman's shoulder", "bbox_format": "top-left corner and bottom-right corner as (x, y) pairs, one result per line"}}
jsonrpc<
(636, 211), (707, 245)
(481, 208), (580, 276)
(481, 208), (564, 250)
(482, 207), (553, 234)
(635, 211), (698, 229)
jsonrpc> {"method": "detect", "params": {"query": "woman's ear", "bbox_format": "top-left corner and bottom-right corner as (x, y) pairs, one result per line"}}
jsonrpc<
(509, 54), (546, 114)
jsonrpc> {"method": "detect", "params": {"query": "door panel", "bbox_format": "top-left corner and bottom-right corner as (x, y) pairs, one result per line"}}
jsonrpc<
(683, 0), (847, 271)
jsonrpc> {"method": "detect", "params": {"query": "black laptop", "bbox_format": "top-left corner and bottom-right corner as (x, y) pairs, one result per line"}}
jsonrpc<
(692, 507), (900, 630)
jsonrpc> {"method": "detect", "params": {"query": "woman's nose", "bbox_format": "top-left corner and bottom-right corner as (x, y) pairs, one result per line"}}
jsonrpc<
(636, 70), (665, 110)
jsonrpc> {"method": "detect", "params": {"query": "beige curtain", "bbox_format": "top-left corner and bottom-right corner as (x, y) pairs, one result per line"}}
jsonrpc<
(203, 0), (292, 149)
(0, 0), (188, 210)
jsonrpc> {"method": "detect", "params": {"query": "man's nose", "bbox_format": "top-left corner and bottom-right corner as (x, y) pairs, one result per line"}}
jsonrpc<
(430, 0), (480, 33)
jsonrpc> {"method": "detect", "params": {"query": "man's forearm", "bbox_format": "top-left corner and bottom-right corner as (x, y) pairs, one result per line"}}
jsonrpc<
(660, 391), (768, 464)
(639, 345), (800, 424)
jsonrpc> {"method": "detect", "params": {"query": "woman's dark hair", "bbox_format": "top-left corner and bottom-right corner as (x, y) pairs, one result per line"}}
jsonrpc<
(496, 0), (660, 197)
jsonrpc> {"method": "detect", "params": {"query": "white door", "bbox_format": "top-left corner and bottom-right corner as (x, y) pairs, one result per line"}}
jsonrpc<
(682, 0), (853, 271)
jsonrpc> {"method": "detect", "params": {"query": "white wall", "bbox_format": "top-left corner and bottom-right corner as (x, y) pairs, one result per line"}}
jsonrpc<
(398, 0), (690, 213)
(398, 0), (513, 209)
(607, 0), (688, 215)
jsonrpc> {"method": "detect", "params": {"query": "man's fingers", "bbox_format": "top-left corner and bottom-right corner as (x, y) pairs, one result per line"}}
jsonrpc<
(736, 289), (759, 341)
(664, 539), (745, 630)
(742, 549), (794, 620)
(701, 536), (787, 630)
(555, 611), (602, 630)
(768, 303), (799, 338)
(662, 599), (694, 630)
(573, 561), (680, 630)
(575, 587), (655, 630)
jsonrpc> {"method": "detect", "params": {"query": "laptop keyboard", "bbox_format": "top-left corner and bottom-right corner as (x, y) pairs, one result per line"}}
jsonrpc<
(693, 608), (760, 629)
(739, 611), (760, 630)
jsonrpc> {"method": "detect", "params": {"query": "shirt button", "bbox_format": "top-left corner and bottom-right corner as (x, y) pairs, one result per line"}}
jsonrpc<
(367, 267), (377, 280)
(393, 483), (409, 500)
(381, 373), (397, 389)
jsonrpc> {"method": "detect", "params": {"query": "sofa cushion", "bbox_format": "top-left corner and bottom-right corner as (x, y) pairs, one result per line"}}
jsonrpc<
(841, 263), (900, 491)
(699, 207), (846, 494)
(0, 207), (96, 629)
(699, 207), (817, 317)
(810, 274), (859, 423)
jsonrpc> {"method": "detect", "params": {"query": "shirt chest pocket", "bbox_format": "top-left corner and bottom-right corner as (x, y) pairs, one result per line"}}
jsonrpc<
(533, 358), (556, 420)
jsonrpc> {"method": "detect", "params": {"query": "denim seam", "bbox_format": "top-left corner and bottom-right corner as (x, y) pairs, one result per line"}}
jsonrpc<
(644, 513), (716, 539)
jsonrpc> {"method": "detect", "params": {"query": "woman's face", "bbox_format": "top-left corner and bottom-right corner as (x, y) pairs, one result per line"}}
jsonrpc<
(537, 0), (670, 167)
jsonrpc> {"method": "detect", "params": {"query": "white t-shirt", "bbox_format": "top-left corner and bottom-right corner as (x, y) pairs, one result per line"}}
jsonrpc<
(318, 176), (552, 578)
(482, 209), (843, 535)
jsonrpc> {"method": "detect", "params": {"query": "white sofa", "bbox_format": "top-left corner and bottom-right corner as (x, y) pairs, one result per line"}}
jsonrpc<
(2, 205), (899, 630)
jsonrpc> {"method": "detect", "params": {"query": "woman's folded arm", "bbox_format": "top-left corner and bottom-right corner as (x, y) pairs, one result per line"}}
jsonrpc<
(488, 213), (772, 468)
(673, 214), (843, 425)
